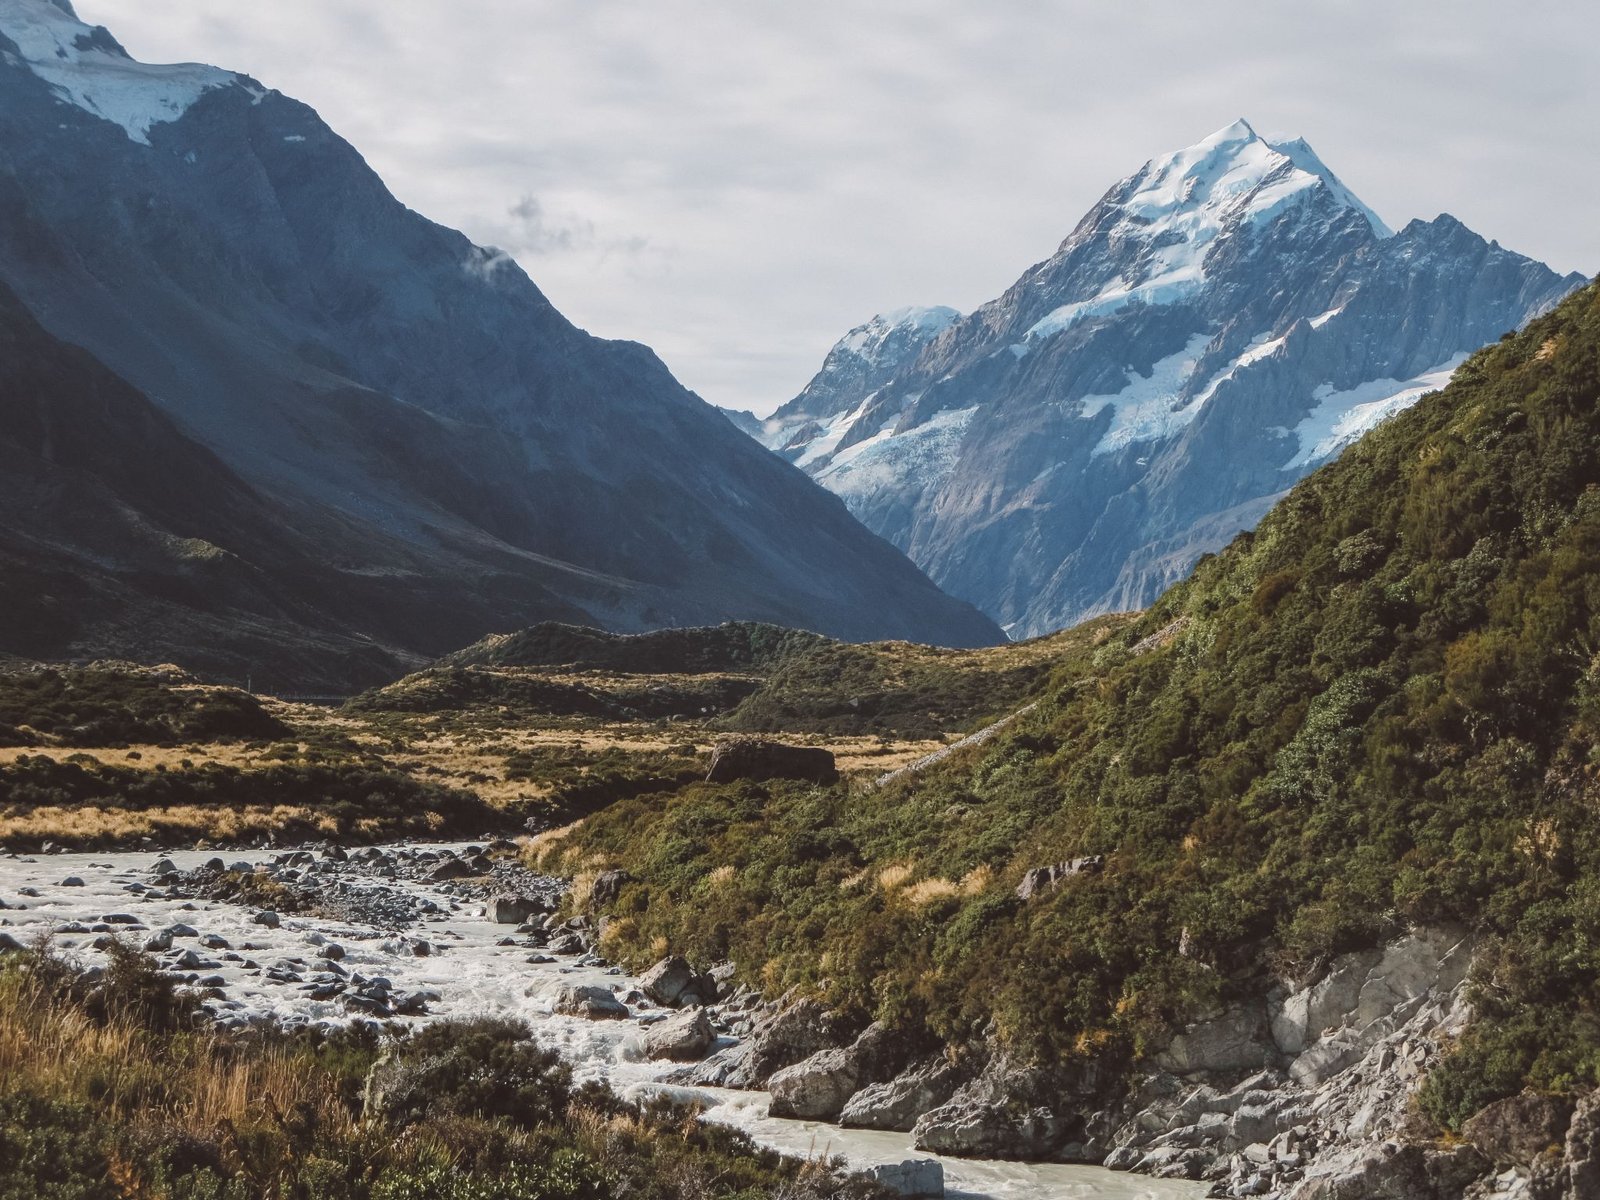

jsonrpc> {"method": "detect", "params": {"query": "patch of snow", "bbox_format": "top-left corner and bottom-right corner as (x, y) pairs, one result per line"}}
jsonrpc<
(1085, 332), (1213, 456)
(1283, 354), (1467, 469)
(1308, 305), (1345, 330)
(817, 405), (977, 508)
(0, 0), (236, 144)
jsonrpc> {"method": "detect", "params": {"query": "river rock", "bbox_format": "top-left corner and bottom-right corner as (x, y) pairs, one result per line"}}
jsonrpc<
(554, 984), (627, 1020)
(863, 1159), (943, 1198)
(492, 894), (548, 925)
(770, 1046), (868, 1121)
(0, 931), (23, 954)
(428, 857), (474, 882)
(641, 955), (695, 1005)
(841, 1056), (966, 1131)
(705, 738), (837, 785)
(639, 1008), (716, 1062)
(640, 955), (716, 1007)
(673, 996), (847, 1089)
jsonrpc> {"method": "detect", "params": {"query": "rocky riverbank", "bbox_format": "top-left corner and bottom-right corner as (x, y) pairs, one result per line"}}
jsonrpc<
(655, 922), (1600, 1199)
(0, 844), (1204, 1200)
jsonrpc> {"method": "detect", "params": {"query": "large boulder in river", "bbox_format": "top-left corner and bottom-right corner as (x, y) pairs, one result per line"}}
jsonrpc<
(672, 995), (848, 1089)
(553, 984), (628, 1020)
(706, 738), (837, 785)
(769, 1046), (865, 1121)
(863, 1160), (944, 1199)
(640, 1009), (716, 1062)
(640, 955), (717, 1007)
(768, 1022), (908, 1122)
(841, 1056), (966, 1132)
(492, 894), (549, 925)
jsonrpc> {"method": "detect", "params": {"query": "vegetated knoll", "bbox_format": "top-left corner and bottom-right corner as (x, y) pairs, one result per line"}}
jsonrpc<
(547, 282), (1600, 1131)
(0, 664), (509, 851)
(0, 663), (287, 748)
(437, 621), (833, 674)
(363, 619), (1124, 740)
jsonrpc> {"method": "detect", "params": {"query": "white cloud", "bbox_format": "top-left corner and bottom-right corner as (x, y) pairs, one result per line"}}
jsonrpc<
(75, 0), (1600, 415)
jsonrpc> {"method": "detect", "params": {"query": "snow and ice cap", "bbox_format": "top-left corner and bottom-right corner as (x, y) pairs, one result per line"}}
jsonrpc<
(840, 305), (961, 357)
(0, 0), (238, 145)
(1120, 118), (1391, 239)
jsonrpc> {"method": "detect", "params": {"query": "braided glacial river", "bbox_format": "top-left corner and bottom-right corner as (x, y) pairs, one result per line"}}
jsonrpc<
(0, 845), (1201, 1200)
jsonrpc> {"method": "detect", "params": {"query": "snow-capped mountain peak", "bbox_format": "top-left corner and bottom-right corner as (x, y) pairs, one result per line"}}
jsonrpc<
(0, 0), (237, 145)
(1022, 121), (1391, 342)
(839, 305), (961, 361)
(748, 121), (1583, 639)
(1118, 119), (1389, 239)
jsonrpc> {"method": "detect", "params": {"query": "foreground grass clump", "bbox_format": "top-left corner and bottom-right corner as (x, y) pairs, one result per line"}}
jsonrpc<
(545, 282), (1600, 1129)
(0, 945), (878, 1200)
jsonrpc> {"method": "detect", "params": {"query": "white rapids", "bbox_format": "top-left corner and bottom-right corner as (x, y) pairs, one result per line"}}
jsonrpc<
(0, 844), (1202, 1200)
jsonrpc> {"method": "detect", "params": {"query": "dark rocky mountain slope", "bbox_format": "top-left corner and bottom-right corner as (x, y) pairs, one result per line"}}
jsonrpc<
(0, 0), (998, 687)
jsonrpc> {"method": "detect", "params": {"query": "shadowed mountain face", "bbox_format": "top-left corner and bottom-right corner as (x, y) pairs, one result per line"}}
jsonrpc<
(759, 120), (1587, 637)
(0, 0), (1000, 687)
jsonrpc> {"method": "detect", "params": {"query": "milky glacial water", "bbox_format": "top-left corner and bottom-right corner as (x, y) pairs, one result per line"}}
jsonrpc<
(0, 847), (1202, 1200)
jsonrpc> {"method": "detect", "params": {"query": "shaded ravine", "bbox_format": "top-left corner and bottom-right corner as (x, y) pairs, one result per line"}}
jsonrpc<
(0, 844), (1201, 1200)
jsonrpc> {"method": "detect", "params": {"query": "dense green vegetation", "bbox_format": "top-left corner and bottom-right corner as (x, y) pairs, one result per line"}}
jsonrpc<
(551, 282), (1600, 1128)
(0, 946), (876, 1200)
(0, 669), (286, 748)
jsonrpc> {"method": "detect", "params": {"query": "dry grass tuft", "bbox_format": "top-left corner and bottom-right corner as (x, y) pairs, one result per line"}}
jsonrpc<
(904, 878), (959, 905)
(876, 863), (913, 891)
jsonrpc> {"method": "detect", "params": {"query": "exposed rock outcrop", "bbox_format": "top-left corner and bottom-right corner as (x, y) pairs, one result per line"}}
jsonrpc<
(705, 738), (837, 785)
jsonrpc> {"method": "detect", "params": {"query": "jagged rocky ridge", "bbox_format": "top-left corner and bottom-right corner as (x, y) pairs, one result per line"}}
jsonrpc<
(758, 120), (1585, 636)
(0, 0), (999, 688)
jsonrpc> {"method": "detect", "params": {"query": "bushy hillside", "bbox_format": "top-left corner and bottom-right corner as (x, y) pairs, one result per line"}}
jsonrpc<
(550, 281), (1600, 1127)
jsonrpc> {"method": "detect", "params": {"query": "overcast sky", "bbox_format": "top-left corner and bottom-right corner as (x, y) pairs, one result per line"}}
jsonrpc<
(78, 1), (1600, 416)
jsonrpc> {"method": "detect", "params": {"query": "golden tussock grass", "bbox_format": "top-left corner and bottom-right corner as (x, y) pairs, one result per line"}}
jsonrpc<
(876, 863), (913, 891)
(0, 965), (353, 1140)
(903, 878), (959, 905)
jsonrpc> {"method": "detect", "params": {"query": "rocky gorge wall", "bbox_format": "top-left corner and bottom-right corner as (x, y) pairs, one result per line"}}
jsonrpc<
(675, 925), (1600, 1198)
